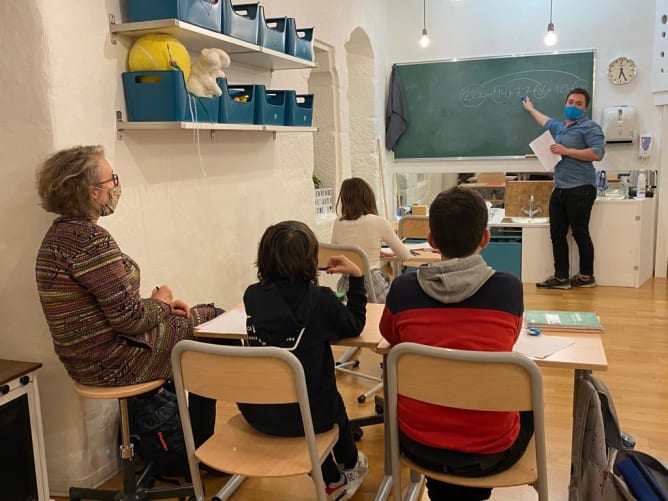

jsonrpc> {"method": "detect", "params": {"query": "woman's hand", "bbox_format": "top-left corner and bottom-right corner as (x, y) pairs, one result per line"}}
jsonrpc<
(151, 284), (174, 304)
(325, 255), (363, 277)
(171, 299), (190, 319)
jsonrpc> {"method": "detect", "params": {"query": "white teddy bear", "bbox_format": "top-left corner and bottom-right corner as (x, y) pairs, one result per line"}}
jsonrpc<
(186, 48), (231, 98)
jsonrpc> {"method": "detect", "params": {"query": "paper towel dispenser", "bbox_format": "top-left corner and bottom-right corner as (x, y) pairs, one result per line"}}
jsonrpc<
(601, 106), (637, 143)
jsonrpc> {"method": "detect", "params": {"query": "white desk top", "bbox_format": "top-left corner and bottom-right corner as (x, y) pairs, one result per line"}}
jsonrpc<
(196, 303), (607, 371)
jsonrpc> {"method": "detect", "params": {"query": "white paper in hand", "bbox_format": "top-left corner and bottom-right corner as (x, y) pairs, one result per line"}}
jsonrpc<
(529, 130), (562, 172)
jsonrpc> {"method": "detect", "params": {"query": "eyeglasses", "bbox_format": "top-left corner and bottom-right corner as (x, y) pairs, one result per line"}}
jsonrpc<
(94, 173), (119, 187)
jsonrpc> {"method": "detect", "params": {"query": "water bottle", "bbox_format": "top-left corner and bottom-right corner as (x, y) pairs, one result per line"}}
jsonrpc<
(636, 170), (647, 199)
(596, 170), (608, 195)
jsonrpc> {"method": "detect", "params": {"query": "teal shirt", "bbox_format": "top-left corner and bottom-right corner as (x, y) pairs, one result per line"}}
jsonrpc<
(545, 117), (605, 189)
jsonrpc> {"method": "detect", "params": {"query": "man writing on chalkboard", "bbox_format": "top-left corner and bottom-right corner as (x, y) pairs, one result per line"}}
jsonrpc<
(522, 88), (605, 289)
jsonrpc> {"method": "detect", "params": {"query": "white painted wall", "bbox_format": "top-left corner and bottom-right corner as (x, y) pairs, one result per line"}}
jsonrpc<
(1, 0), (387, 494)
(2, 0), (665, 495)
(384, 0), (667, 276)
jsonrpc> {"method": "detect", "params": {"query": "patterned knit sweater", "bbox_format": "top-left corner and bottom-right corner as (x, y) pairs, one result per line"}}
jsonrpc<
(35, 217), (216, 386)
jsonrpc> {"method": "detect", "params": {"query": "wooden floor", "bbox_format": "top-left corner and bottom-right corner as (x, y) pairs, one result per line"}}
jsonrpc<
(56, 277), (668, 500)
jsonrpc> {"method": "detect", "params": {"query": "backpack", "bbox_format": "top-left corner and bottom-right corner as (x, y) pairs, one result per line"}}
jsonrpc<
(127, 385), (189, 478)
(569, 373), (668, 501)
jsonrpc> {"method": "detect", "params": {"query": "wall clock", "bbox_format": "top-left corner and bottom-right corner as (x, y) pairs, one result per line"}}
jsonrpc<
(607, 57), (637, 85)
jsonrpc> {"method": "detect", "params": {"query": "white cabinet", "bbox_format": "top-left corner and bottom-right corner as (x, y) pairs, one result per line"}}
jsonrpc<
(521, 225), (554, 284)
(587, 198), (656, 287)
(517, 199), (656, 287)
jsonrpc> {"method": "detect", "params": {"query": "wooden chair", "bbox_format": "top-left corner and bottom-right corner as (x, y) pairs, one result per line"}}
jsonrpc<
(396, 215), (430, 277)
(386, 342), (548, 501)
(318, 242), (383, 404)
(397, 215), (429, 241)
(69, 379), (195, 501)
(317, 242), (378, 303)
(170, 340), (340, 501)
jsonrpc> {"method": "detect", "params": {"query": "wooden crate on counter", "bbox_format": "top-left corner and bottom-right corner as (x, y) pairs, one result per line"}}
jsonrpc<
(504, 181), (554, 217)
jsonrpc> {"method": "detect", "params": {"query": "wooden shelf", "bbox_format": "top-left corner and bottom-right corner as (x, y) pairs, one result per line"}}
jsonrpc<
(116, 121), (316, 133)
(109, 17), (316, 70)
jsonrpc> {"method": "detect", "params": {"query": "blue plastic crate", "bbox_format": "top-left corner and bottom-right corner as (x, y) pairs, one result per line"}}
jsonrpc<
(126, 0), (222, 32)
(254, 86), (286, 125)
(259, 16), (287, 52)
(122, 71), (219, 122)
(221, 1), (260, 44)
(285, 17), (314, 61)
(217, 78), (256, 124)
(285, 91), (313, 126)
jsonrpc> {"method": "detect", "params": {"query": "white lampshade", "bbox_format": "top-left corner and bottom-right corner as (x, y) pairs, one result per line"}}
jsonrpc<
(544, 22), (557, 46)
(419, 28), (430, 48)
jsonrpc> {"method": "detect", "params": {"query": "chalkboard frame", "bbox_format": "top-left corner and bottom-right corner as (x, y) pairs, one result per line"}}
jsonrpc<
(392, 50), (596, 161)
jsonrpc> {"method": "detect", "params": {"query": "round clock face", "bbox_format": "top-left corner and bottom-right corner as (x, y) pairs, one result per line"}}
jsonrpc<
(607, 57), (637, 85)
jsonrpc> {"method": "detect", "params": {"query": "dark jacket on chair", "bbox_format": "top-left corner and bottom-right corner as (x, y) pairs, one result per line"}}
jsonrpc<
(238, 276), (367, 434)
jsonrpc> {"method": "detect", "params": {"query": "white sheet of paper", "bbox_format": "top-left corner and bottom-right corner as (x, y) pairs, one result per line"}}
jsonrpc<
(513, 330), (573, 359)
(194, 306), (246, 335)
(529, 130), (562, 172)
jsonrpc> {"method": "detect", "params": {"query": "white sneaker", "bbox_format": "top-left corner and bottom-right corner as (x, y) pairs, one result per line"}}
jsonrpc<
(339, 451), (369, 500)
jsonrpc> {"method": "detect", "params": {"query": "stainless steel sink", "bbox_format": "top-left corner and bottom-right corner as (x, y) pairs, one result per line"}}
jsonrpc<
(503, 217), (549, 224)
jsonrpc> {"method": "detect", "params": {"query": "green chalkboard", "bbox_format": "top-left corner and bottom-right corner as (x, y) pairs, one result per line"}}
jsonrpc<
(393, 51), (595, 159)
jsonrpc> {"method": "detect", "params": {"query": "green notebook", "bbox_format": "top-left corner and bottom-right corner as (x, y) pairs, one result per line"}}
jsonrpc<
(524, 310), (603, 332)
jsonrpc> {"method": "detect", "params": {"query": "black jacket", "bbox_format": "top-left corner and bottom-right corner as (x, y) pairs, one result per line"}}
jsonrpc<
(238, 276), (367, 435)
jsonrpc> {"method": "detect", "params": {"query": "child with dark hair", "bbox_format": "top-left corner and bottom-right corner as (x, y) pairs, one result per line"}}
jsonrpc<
(332, 177), (411, 303)
(380, 187), (533, 501)
(238, 220), (369, 501)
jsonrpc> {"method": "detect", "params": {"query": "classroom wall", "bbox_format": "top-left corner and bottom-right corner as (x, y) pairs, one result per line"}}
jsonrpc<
(384, 0), (667, 276)
(0, 0), (388, 494)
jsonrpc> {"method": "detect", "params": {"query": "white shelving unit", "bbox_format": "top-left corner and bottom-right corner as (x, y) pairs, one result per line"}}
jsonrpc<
(110, 15), (317, 135)
(116, 120), (315, 133)
(109, 16), (316, 71)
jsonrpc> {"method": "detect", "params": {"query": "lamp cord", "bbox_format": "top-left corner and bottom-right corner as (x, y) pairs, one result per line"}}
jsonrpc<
(549, 0), (553, 24)
(423, 0), (426, 29)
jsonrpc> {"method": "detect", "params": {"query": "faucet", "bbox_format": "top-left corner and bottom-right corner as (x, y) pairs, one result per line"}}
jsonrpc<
(522, 194), (542, 218)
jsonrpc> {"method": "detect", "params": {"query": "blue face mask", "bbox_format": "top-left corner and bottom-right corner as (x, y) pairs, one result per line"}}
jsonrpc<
(564, 105), (585, 120)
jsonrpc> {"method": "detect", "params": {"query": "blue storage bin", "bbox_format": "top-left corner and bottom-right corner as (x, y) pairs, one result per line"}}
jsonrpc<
(122, 71), (219, 122)
(285, 90), (314, 126)
(259, 16), (287, 52)
(254, 86), (286, 125)
(221, 1), (260, 45)
(126, 0), (222, 32)
(285, 17), (314, 61)
(217, 78), (256, 124)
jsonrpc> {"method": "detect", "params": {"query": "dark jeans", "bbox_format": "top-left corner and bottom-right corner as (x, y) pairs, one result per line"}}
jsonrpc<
(549, 185), (597, 278)
(241, 392), (358, 484)
(400, 411), (534, 501)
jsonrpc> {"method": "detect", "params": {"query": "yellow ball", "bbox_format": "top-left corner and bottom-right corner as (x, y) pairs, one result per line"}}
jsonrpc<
(128, 34), (191, 81)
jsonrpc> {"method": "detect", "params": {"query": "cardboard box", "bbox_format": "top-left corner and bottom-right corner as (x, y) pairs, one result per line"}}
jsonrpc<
(412, 205), (428, 216)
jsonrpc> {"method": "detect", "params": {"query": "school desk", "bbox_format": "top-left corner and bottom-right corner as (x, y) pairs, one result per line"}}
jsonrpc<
(194, 302), (384, 349)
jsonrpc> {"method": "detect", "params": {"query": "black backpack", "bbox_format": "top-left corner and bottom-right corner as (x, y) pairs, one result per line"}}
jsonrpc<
(127, 385), (190, 478)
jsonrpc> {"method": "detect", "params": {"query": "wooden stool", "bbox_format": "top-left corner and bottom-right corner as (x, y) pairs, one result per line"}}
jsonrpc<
(69, 379), (194, 501)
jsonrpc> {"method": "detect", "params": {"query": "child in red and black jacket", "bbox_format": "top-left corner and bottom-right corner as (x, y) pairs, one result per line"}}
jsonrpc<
(380, 187), (533, 501)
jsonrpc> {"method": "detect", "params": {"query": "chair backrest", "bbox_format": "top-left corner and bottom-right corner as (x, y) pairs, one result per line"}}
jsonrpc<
(386, 342), (547, 500)
(397, 215), (429, 240)
(172, 340), (307, 405)
(318, 242), (378, 303)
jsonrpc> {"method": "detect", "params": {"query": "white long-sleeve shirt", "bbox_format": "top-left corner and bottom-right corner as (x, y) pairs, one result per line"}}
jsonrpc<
(331, 214), (412, 269)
